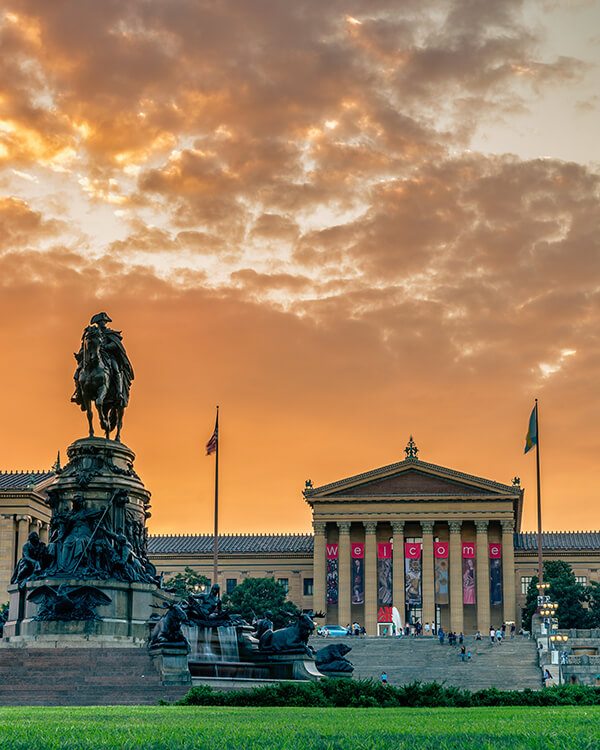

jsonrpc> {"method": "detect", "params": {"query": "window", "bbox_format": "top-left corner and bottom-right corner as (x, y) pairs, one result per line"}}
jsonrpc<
(521, 576), (533, 595)
(304, 578), (313, 596)
(277, 578), (289, 593)
(226, 578), (237, 595)
(576, 576), (588, 585)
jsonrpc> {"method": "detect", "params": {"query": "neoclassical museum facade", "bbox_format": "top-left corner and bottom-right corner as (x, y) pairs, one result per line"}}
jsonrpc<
(1, 440), (599, 633)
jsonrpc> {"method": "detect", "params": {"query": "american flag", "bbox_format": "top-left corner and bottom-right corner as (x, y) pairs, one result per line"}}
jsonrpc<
(206, 413), (218, 455)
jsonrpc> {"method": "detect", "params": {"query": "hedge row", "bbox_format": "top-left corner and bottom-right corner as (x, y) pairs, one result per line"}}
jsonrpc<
(174, 680), (600, 708)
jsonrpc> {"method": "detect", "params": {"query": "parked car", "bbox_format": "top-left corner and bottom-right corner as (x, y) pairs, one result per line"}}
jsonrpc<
(320, 625), (349, 636)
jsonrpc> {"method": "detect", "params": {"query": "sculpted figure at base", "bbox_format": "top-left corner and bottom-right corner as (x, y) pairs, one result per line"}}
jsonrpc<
(252, 610), (274, 641)
(258, 613), (315, 656)
(149, 602), (190, 651)
(315, 643), (354, 674)
(27, 584), (112, 621)
(72, 312), (134, 442)
(10, 533), (47, 587)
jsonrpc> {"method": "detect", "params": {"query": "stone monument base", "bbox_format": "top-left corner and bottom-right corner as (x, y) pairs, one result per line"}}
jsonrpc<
(4, 578), (171, 643)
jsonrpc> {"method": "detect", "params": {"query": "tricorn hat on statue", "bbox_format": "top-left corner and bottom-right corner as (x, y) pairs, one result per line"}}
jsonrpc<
(90, 312), (112, 326)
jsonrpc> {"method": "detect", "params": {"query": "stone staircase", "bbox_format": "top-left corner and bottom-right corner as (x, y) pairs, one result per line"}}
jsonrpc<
(310, 635), (542, 691)
(0, 648), (190, 706)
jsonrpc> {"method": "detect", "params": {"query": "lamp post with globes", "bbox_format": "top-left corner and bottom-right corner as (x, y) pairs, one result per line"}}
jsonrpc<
(549, 634), (569, 685)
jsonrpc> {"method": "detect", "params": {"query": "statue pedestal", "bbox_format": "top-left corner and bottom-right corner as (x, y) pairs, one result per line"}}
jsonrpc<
(4, 579), (170, 641)
(150, 646), (192, 685)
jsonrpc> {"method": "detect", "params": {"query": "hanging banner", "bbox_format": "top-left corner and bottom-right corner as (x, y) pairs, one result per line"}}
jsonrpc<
(405, 543), (422, 607)
(326, 543), (338, 605)
(351, 542), (364, 605)
(489, 542), (503, 606)
(434, 542), (449, 605)
(378, 543), (392, 606)
(378, 606), (393, 623)
(462, 541), (475, 604)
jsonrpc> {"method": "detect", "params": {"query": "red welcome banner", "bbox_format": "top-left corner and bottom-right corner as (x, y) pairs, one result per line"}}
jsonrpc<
(434, 542), (448, 558)
(326, 544), (338, 559)
(378, 543), (392, 559)
(405, 542), (421, 559)
(489, 542), (502, 559)
(378, 606), (393, 623)
(351, 543), (364, 559)
(462, 542), (475, 558)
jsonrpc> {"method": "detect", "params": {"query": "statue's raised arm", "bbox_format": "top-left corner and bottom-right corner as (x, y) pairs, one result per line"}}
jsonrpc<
(71, 312), (134, 442)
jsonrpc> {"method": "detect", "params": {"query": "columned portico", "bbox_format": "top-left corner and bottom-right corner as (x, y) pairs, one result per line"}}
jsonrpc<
(449, 521), (463, 634)
(364, 522), (378, 635)
(391, 521), (405, 622)
(337, 521), (351, 626)
(304, 438), (524, 633)
(421, 521), (435, 631)
(475, 521), (490, 633)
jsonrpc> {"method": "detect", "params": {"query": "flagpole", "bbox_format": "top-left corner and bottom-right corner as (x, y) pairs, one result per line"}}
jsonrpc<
(213, 405), (219, 587)
(535, 398), (543, 584)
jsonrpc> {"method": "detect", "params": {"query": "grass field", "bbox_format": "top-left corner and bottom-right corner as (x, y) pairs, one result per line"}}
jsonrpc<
(0, 706), (598, 749)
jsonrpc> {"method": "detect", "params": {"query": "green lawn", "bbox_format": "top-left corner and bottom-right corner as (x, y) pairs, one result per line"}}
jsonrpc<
(0, 705), (597, 749)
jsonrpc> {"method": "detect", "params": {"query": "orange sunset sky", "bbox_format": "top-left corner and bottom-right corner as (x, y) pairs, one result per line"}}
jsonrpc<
(1, 1), (599, 536)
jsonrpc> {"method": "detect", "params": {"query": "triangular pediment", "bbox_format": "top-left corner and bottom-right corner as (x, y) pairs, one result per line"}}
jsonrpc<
(304, 459), (518, 501)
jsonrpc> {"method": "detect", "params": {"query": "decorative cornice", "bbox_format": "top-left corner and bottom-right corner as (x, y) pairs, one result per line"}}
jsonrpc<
(449, 521), (462, 534)
(312, 522), (326, 535)
(364, 522), (377, 534)
(391, 521), (405, 534)
(420, 521), (435, 533)
(475, 521), (489, 533)
(337, 522), (351, 533)
(501, 520), (515, 533)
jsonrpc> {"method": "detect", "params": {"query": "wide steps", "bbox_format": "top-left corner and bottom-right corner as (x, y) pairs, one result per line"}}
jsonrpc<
(0, 648), (189, 706)
(311, 635), (542, 690)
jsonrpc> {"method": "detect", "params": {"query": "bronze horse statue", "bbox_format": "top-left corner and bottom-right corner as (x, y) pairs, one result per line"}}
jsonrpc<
(72, 313), (134, 442)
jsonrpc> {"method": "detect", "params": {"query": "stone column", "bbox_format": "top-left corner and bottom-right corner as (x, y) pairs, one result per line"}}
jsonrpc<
(312, 522), (327, 618)
(364, 522), (378, 636)
(337, 522), (351, 627)
(39, 522), (49, 545)
(501, 520), (516, 625)
(421, 521), (435, 633)
(391, 521), (405, 620)
(475, 521), (490, 634)
(0, 515), (16, 594)
(16, 515), (32, 562)
(449, 521), (463, 634)
(30, 518), (42, 536)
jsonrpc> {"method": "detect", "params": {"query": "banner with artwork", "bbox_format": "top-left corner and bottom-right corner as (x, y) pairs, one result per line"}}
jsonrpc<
(378, 542), (392, 606)
(351, 542), (364, 605)
(462, 542), (475, 604)
(489, 542), (503, 606)
(326, 543), (338, 605)
(405, 542), (422, 607)
(434, 541), (449, 605)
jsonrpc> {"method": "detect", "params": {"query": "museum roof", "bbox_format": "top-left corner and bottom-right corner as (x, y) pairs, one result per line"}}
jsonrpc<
(515, 532), (600, 551)
(304, 456), (518, 497)
(148, 533), (314, 555)
(0, 470), (55, 491)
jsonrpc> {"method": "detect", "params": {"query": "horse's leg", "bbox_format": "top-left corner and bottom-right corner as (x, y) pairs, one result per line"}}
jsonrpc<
(86, 402), (94, 437)
(114, 406), (123, 442)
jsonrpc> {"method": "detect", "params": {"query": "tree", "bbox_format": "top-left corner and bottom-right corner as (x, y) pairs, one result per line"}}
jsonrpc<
(523, 561), (588, 629)
(585, 580), (600, 627)
(223, 577), (300, 629)
(163, 567), (210, 598)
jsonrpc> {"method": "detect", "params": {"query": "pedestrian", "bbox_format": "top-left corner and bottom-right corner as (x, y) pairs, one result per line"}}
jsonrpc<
(459, 632), (464, 646)
(461, 645), (466, 662)
(361, 626), (366, 636)
(424, 621), (430, 636)
(510, 623), (516, 638)
(439, 628), (445, 645)
(475, 631), (482, 641)
(490, 626), (495, 643)
(501, 622), (506, 637)
(346, 623), (351, 635)
(542, 668), (552, 687)
(381, 671), (388, 685)
(405, 624), (410, 637)
(496, 628), (502, 644)
(467, 650), (472, 661)
(391, 622), (396, 637)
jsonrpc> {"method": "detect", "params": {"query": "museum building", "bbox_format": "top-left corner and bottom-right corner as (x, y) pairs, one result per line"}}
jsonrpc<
(1, 438), (599, 634)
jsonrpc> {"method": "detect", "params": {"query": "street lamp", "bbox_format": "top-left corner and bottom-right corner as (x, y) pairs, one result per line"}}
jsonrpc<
(550, 634), (569, 685)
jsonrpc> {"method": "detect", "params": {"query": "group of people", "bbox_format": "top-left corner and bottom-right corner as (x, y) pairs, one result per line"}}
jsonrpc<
(346, 622), (366, 636)
(488, 623), (516, 643)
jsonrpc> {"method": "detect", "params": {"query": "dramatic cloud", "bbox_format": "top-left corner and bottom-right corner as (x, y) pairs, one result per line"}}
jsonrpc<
(0, 0), (599, 532)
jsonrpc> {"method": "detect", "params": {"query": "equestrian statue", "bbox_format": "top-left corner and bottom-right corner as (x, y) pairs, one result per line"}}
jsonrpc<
(71, 312), (134, 442)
